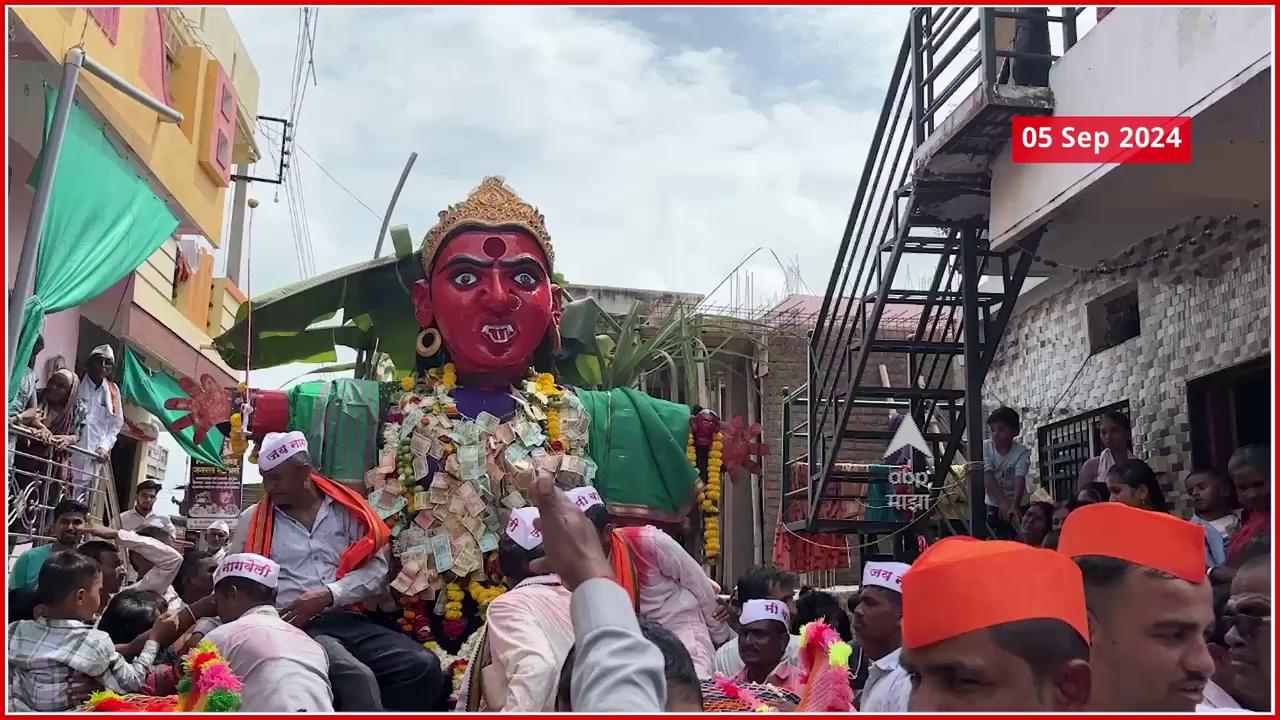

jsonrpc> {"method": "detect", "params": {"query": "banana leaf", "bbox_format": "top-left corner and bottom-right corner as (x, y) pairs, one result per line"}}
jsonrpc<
(213, 253), (424, 372)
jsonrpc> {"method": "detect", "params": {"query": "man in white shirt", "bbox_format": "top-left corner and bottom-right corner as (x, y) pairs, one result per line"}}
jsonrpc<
(72, 345), (124, 500)
(855, 561), (912, 712)
(483, 506), (575, 711)
(228, 431), (445, 711)
(119, 480), (176, 536)
(205, 552), (333, 711)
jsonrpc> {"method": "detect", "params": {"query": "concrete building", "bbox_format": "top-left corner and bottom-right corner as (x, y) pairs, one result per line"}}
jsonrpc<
(7, 7), (259, 514)
(982, 7), (1271, 510)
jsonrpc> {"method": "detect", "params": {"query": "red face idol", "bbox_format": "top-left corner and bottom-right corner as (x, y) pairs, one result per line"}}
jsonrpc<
(414, 229), (558, 381)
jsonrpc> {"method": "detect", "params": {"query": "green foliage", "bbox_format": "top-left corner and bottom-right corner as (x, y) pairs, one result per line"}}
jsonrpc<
(555, 299), (709, 400)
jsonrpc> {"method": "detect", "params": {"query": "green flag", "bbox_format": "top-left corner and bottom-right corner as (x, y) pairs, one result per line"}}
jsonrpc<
(10, 86), (179, 399)
(119, 348), (225, 468)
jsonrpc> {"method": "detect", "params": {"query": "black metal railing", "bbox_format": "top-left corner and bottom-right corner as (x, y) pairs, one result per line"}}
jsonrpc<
(1037, 400), (1131, 501)
(799, 7), (1080, 531)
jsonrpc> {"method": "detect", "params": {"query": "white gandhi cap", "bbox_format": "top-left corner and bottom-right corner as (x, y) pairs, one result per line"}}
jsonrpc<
(215, 553), (279, 589)
(258, 431), (309, 472)
(565, 486), (604, 512)
(861, 561), (911, 593)
(505, 506), (543, 551)
(739, 598), (790, 629)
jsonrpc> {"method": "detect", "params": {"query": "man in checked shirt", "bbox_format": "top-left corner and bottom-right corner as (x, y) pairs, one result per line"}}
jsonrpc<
(8, 551), (180, 711)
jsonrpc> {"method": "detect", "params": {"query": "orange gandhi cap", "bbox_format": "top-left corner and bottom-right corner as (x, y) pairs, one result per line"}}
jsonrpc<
(901, 537), (1089, 650)
(1058, 502), (1205, 583)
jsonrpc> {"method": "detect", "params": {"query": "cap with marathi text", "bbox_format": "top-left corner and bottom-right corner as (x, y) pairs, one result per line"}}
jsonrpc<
(214, 552), (279, 589)
(258, 431), (310, 472)
(901, 536), (1088, 650)
(862, 561), (911, 593)
(566, 486), (604, 512)
(739, 598), (790, 629)
(1058, 502), (1205, 583)
(505, 506), (543, 551)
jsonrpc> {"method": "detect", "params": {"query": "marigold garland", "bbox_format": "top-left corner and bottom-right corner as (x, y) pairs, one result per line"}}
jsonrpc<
(701, 431), (724, 560)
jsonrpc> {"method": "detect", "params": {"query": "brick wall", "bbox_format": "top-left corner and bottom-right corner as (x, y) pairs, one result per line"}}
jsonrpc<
(758, 324), (914, 569)
(984, 217), (1270, 516)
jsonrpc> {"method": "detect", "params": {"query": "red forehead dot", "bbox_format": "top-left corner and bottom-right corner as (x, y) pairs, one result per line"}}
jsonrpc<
(483, 235), (507, 259)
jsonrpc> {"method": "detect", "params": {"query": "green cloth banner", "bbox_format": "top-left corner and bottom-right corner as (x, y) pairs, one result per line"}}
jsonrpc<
(10, 86), (179, 399)
(578, 387), (697, 519)
(119, 348), (225, 468)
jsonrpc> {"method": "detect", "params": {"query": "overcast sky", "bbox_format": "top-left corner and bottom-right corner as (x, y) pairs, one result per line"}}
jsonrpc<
(161, 6), (915, 509)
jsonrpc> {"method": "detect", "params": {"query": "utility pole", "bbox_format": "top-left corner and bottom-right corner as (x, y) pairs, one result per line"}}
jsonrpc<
(225, 164), (249, 285)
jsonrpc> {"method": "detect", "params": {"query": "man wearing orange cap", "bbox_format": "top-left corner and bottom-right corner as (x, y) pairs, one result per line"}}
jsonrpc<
(900, 537), (1092, 711)
(1059, 502), (1215, 711)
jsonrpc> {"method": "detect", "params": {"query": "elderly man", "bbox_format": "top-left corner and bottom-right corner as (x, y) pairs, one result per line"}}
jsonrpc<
(1059, 502), (1215, 711)
(119, 480), (175, 535)
(203, 520), (230, 562)
(855, 561), (911, 712)
(228, 431), (446, 711)
(72, 345), (124, 500)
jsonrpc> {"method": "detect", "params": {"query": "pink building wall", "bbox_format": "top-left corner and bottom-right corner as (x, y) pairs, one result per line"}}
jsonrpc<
(8, 138), (80, 386)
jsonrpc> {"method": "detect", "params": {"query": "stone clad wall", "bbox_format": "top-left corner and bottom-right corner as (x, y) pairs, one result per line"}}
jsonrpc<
(984, 217), (1270, 515)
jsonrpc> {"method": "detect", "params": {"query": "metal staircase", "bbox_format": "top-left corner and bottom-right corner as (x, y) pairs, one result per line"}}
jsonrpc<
(783, 8), (1083, 545)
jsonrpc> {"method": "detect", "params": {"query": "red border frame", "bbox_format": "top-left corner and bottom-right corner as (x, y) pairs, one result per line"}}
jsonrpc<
(2, 2), (1276, 719)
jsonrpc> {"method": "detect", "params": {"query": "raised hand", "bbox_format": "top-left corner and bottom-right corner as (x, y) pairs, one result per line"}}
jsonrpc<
(164, 374), (231, 445)
(526, 469), (614, 590)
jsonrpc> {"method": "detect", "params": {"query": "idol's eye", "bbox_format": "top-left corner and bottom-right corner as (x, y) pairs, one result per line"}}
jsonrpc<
(452, 271), (479, 288)
(512, 271), (539, 289)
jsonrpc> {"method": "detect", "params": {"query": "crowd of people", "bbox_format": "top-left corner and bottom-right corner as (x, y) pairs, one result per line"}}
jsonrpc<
(9, 342), (124, 507)
(4, 406), (1273, 712)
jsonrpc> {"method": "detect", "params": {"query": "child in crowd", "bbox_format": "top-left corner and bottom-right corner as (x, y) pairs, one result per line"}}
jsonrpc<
(982, 407), (1030, 540)
(1186, 469), (1242, 545)
(8, 551), (176, 711)
(1225, 445), (1269, 567)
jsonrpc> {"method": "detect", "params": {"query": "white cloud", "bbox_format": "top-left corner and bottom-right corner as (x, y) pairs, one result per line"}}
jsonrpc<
(218, 7), (904, 396)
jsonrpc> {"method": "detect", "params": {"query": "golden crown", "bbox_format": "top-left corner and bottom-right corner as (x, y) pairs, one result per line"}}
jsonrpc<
(420, 176), (555, 274)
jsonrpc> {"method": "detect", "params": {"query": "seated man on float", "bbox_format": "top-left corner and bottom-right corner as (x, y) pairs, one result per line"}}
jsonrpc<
(228, 431), (446, 711)
(483, 506), (575, 711)
(569, 486), (730, 678)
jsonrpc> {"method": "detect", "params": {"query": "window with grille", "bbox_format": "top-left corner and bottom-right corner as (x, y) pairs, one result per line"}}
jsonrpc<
(1037, 400), (1130, 501)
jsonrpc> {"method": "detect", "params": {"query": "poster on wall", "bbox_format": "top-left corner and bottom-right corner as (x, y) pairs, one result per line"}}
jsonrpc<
(186, 441), (243, 531)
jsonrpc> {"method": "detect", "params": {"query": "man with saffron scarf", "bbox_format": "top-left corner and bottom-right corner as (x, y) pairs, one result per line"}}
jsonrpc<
(228, 432), (447, 711)
(568, 486), (730, 677)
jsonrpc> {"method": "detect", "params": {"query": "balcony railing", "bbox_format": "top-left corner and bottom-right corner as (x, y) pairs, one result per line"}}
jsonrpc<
(8, 424), (116, 548)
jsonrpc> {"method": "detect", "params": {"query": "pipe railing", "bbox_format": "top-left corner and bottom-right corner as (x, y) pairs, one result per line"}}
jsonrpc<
(7, 424), (110, 546)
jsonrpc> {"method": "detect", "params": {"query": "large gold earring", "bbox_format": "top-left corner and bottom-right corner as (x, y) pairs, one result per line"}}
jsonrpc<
(417, 328), (442, 358)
